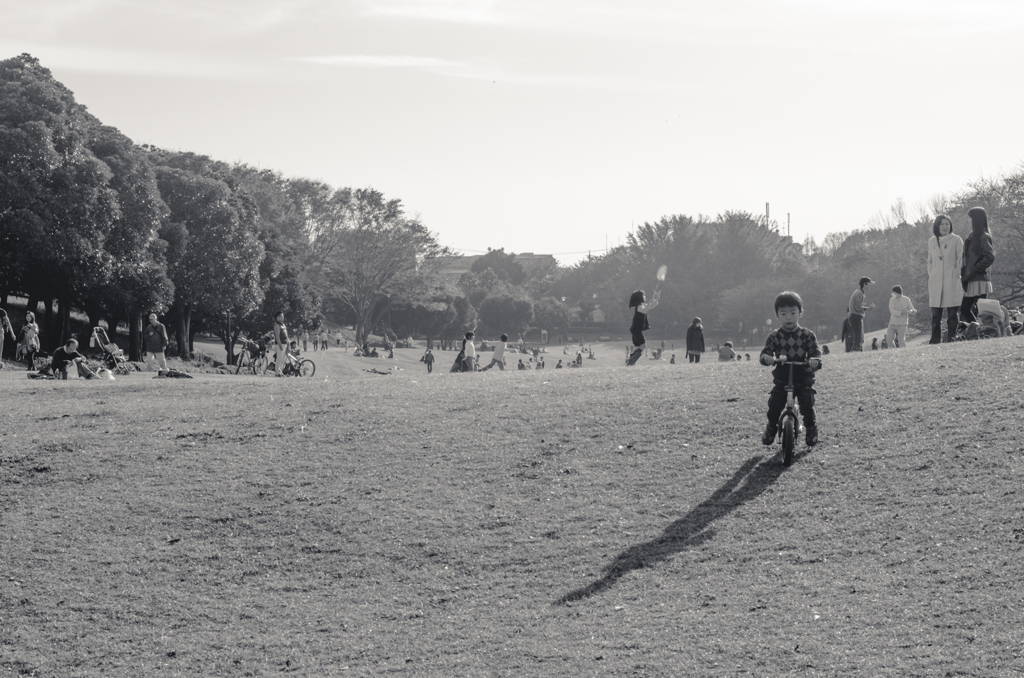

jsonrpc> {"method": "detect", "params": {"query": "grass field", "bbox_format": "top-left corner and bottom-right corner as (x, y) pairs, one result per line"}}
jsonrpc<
(2, 338), (1023, 677)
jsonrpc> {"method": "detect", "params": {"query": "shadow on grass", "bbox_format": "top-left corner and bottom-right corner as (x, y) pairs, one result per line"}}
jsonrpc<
(556, 453), (789, 604)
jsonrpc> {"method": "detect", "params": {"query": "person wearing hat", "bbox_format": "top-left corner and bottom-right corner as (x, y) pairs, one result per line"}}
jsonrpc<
(847, 277), (876, 351)
(886, 285), (917, 349)
(685, 317), (705, 363)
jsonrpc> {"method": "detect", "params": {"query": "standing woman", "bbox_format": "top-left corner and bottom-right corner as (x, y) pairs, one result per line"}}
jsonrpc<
(626, 290), (659, 366)
(685, 317), (705, 363)
(0, 309), (15, 361)
(20, 311), (40, 369)
(926, 214), (964, 342)
(960, 207), (995, 323)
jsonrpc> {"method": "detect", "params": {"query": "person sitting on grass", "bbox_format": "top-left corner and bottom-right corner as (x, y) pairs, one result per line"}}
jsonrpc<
(760, 291), (822, 447)
(518, 358), (526, 370)
(50, 338), (94, 380)
(718, 341), (736, 362)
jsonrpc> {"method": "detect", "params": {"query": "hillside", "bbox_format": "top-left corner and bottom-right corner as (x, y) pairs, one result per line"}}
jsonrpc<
(2, 336), (1022, 676)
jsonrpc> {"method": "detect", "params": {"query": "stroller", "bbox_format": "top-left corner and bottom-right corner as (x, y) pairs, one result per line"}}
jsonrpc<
(90, 327), (133, 375)
(976, 299), (1006, 338)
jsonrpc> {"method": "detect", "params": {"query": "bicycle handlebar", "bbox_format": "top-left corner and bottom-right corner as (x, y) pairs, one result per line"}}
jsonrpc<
(771, 358), (812, 366)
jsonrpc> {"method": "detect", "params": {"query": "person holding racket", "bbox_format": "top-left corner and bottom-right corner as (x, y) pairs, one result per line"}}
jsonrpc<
(626, 266), (665, 366)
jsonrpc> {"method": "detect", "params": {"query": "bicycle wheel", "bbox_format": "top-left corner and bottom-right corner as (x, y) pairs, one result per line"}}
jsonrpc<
(235, 351), (247, 374)
(781, 416), (795, 467)
(299, 359), (315, 377)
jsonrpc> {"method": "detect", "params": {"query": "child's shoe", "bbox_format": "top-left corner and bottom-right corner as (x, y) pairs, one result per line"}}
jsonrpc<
(805, 425), (818, 447)
(761, 424), (777, 445)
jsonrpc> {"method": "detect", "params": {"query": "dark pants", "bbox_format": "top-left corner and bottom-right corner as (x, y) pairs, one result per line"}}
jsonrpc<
(930, 307), (960, 343)
(848, 314), (864, 351)
(767, 383), (816, 429)
(688, 353), (700, 363)
(959, 293), (986, 323)
(25, 348), (37, 369)
(844, 335), (853, 353)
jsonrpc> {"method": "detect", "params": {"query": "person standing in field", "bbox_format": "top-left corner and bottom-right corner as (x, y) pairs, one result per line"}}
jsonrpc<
(273, 312), (288, 377)
(960, 206), (995, 323)
(686, 317), (705, 364)
(885, 286), (917, 349)
(627, 289), (659, 366)
(143, 313), (169, 371)
(0, 309), (15, 362)
(19, 311), (41, 369)
(847, 277), (875, 351)
(301, 329), (308, 353)
(926, 214), (964, 343)
(481, 334), (508, 371)
(319, 329), (329, 350)
(422, 349), (434, 373)
(461, 331), (477, 372)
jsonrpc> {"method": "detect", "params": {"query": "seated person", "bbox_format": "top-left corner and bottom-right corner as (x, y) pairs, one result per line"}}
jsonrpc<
(518, 359), (526, 370)
(717, 341), (736, 362)
(369, 348), (379, 357)
(556, 360), (563, 368)
(50, 338), (89, 380)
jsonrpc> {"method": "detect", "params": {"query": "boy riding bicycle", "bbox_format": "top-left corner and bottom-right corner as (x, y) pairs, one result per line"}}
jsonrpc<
(759, 291), (822, 447)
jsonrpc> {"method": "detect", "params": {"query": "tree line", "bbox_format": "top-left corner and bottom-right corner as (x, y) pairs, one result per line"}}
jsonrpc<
(3, 53), (1022, 359)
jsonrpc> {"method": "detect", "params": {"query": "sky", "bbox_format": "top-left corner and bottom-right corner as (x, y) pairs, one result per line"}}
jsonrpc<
(3, 0), (1024, 265)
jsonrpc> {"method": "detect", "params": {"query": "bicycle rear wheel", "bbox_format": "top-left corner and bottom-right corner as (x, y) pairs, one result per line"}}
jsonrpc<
(299, 359), (315, 377)
(781, 416), (795, 467)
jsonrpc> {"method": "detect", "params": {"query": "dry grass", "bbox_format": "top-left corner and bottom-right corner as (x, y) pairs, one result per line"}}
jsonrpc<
(2, 338), (1024, 676)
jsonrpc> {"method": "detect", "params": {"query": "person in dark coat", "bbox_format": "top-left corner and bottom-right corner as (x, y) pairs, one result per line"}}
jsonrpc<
(685, 317), (705, 364)
(627, 290), (659, 365)
(960, 206), (995, 322)
(143, 313), (169, 371)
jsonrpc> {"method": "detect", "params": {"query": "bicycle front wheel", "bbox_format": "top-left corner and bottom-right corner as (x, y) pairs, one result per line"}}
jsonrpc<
(781, 416), (795, 467)
(236, 352), (247, 375)
(299, 359), (315, 377)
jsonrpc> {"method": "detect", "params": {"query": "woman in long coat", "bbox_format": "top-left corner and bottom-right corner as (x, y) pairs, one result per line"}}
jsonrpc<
(926, 214), (964, 343)
(685, 317), (705, 363)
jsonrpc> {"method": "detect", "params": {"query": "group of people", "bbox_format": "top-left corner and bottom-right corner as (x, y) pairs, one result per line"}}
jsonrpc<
(0, 309), (40, 370)
(842, 208), (1000, 351)
(299, 329), (336, 352)
(0, 308), (170, 379)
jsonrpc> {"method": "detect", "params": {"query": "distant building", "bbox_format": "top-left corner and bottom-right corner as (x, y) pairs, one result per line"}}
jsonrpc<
(440, 252), (557, 281)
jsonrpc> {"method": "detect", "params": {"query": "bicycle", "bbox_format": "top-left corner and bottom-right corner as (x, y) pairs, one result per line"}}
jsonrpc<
(771, 358), (810, 467)
(235, 339), (269, 375)
(267, 349), (315, 377)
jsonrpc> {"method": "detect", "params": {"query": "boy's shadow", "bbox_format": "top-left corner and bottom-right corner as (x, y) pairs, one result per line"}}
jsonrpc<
(556, 452), (796, 605)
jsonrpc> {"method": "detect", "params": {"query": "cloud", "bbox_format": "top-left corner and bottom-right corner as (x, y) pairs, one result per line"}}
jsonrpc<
(290, 53), (663, 90)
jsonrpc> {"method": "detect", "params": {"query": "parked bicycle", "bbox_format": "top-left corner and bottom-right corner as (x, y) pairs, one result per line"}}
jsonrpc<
(267, 349), (315, 377)
(235, 338), (269, 375)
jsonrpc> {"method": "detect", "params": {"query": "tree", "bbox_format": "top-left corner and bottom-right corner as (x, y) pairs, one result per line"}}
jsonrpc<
(152, 160), (265, 359)
(313, 188), (453, 343)
(470, 248), (526, 285)
(477, 294), (534, 337)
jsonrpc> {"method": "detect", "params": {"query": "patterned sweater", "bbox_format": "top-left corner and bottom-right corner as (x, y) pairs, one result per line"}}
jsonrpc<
(760, 326), (822, 385)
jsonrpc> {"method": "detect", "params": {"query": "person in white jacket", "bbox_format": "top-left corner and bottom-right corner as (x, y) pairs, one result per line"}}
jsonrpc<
(886, 285), (917, 348)
(926, 214), (964, 343)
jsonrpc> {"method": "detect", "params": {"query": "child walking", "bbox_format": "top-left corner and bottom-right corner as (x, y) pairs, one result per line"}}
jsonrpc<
(480, 334), (508, 371)
(759, 291), (822, 447)
(886, 285), (917, 349)
(626, 289), (659, 366)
